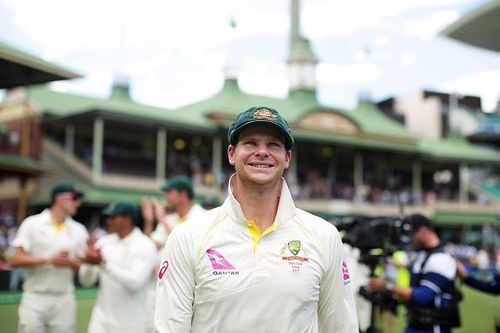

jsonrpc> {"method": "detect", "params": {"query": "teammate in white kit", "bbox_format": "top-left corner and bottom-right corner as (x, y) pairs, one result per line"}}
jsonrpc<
(142, 176), (206, 250)
(142, 176), (207, 331)
(10, 181), (88, 333)
(79, 200), (157, 333)
(155, 106), (359, 332)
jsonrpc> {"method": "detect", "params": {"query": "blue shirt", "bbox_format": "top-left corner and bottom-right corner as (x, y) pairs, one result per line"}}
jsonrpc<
(464, 270), (500, 295)
(406, 246), (457, 333)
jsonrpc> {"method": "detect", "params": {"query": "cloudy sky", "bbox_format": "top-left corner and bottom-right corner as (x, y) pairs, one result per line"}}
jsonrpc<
(1, 0), (499, 111)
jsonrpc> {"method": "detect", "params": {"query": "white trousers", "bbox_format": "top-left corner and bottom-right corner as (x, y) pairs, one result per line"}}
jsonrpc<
(18, 292), (76, 333)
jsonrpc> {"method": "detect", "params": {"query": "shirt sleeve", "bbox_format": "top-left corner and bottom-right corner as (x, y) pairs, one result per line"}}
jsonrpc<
(11, 218), (33, 252)
(411, 252), (456, 305)
(317, 226), (359, 333)
(155, 225), (195, 333)
(464, 272), (500, 295)
(150, 223), (168, 246)
(78, 263), (99, 287)
(101, 240), (157, 291)
(74, 224), (89, 259)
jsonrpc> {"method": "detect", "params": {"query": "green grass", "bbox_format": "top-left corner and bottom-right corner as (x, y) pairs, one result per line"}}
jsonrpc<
(0, 286), (498, 332)
(375, 285), (499, 332)
(0, 289), (96, 333)
(0, 298), (94, 333)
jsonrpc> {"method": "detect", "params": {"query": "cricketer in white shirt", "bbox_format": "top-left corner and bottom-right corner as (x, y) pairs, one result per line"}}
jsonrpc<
(79, 227), (157, 333)
(12, 208), (88, 332)
(146, 203), (207, 332)
(154, 177), (359, 332)
(150, 203), (207, 247)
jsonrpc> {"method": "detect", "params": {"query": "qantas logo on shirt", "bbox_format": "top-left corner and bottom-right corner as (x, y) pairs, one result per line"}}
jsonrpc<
(206, 249), (239, 276)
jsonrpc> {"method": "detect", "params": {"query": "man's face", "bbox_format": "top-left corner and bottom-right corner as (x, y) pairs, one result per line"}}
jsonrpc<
(411, 227), (427, 250)
(106, 215), (126, 234)
(57, 192), (81, 216)
(227, 124), (291, 187)
(165, 189), (181, 210)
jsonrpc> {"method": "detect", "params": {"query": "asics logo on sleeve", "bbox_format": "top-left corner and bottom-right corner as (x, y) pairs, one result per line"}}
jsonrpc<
(158, 260), (169, 280)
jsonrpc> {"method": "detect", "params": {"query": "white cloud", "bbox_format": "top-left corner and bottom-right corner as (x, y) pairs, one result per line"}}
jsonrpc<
(1, 0), (493, 113)
(375, 35), (390, 47)
(139, 68), (224, 108)
(404, 10), (460, 40)
(50, 71), (113, 98)
(399, 54), (417, 66)
(317, 63), (380, 84)
(438, 70), (500, 111)
(303, 0), (467, 38)
(239, 64), (289, 98)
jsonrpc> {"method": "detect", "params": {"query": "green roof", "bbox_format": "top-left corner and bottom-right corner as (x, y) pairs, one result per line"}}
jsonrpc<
(29, 85), (211, 130)
(0, 153), (51, 175)
(82, 187), (163, 205)
(174, 78), (417, 142)
(419, 136), (500, 163)
(293, 128), (418, 153)
(28, 185), (163, 206)
(28, 77), (419, 145)
(330, 101), (417, 140)
(28, 78), (500, 162)
(433, 211), (499, 226)
(0, 40), (80, 89)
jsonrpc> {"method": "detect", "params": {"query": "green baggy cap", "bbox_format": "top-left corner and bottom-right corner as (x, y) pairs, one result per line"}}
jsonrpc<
(228, 106), (295, 149)
(102, 200), (139, 224)
(161, 176), (194, 197)
(51, 181), (83, 199)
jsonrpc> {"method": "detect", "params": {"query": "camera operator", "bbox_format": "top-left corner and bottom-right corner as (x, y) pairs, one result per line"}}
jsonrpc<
(368, 214), (460, 333)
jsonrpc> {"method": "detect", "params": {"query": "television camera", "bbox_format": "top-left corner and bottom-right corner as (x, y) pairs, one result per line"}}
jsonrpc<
(340, 215), (412, 265)
(336, 216), (413, 333)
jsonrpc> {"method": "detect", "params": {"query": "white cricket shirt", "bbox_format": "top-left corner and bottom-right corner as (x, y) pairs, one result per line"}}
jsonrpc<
(155, 179), (359, 332)
(12, 209), (88, 293)
(150, 204), (206, 246)
(79, 227), (157, 333)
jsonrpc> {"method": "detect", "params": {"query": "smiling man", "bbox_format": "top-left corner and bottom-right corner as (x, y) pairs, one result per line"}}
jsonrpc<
(154, 106), (358, 333)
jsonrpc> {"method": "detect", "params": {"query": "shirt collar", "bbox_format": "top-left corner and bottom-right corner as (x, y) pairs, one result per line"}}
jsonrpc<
(42, 208), (73, 225)
(186, 204), (204, 218)
(120, 227), (140, 243)
(223, 174), (296, 225)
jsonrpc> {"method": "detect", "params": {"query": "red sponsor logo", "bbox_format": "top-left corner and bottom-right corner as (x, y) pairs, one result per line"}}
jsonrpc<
(158, 260), (169, 280)
(281, 255), (309, 262)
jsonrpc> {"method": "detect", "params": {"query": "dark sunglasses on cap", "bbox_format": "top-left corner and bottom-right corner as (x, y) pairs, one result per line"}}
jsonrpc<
(59, 192), (81, 201)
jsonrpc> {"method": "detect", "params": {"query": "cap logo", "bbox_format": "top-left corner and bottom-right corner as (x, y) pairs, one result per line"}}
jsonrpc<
(253, 108), (277, 122)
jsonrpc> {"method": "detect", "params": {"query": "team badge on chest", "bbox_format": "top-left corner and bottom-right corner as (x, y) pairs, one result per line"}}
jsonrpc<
(281, 240), (310, 274)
